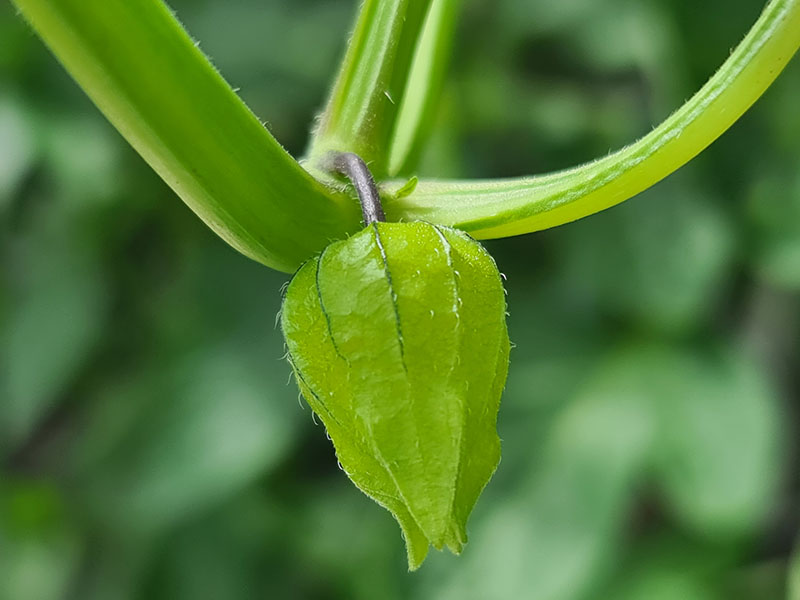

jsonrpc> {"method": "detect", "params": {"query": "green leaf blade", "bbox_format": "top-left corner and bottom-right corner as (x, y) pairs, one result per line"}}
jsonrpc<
(13, 0), (361, 272)
(652, 349), (783, 539)
(384, 0), (800, 239)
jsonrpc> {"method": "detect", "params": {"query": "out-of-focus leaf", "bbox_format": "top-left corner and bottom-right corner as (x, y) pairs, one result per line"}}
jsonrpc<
(41, 115), (122, 207)
(0, 481), (82, 600)
(760, 56), (800, 153)
(723, 559), (788, 600)
(182, 2), (352, 85)
(652, 348), (782, 539)
(295, 485), (408, 600)
(424, 348), (658, 600)
(594, 537), (720, 600)
(609, 567), (714, 600)
(574, 3), (675, 78)
(12, 0), (360, 273)
(496, 0), (606, 40)
(790, 543), (800, 600)
(68, 537), (150, 600)
(426, 341), (781, 599)
(748, 164), (800, 290)
(76, 345), (298, 537)
(495, 277), (609, 485)
(0, 94), (36, 210)
(142, 492), (286, 600)
(383, 0), (800, 238)
(496, 349), (599, 486)
(1, 218), (107, 450)
(178, 1), (353, 152)
(557, 177), (734, 333)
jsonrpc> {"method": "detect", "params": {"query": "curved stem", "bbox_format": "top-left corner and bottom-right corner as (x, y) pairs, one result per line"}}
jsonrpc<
(325, 152), (386, 225)
(13, 0), (800, 270)
(12, 0), (361, 273)
(383, 0), (800, 239)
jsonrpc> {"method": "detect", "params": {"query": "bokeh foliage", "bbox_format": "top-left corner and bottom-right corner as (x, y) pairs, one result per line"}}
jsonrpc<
(1, 0), (799, 598)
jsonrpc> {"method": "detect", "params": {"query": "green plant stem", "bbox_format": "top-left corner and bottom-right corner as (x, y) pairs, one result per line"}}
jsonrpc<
(14, 0), (800, 272)
(386, 0), (461, 177)
(306, 0), (434, 178)
(13, 0), (360, 273)
(383, 0), (800, 240)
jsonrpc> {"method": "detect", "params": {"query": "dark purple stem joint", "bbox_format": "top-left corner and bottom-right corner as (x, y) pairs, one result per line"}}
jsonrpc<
(324, 151), (386, 225)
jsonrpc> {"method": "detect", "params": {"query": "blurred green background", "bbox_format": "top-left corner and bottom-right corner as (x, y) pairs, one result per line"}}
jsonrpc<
(2, 0), (800, 598)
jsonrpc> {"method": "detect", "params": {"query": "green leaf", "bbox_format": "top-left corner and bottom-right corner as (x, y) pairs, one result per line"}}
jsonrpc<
(384, 0), (800, 239)
(790, 542), (800, 600)
(293, 486), (407, 600)
(306, 0), (435, 178)
(145, 494), (282, 600)
(557, 178), (735, 333)
(11, 0), (360, 273)
(610, 568), (713, 600)
(595, 537), (721, 600)
(41, 114), (122, 207)
(0, 94), (37, 210)
(0, 481), (82, 600)
(652, 349), (783, 539)
(282, 222), (509, 569)
(1, 215), (107, 451)
(748, 163), (800, 290)
(75, 345), (298, 537)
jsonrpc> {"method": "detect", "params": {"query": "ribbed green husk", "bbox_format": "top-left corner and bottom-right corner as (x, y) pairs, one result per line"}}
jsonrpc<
(281, 222), (509, 570)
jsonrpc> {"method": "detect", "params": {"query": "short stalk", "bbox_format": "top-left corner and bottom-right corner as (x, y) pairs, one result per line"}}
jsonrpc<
(324, 152), (386, 225)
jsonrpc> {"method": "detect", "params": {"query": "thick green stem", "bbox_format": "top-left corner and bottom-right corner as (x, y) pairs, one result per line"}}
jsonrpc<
(386, 0), (461, 177)
(383, 0), (800, 239)
(306, 0), (434, 178)
(12, 0), (800, 272)
(12, 0), (360, 273)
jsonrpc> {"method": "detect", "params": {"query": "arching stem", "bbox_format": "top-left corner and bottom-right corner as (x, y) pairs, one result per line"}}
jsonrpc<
(326, 152), (386, 225)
